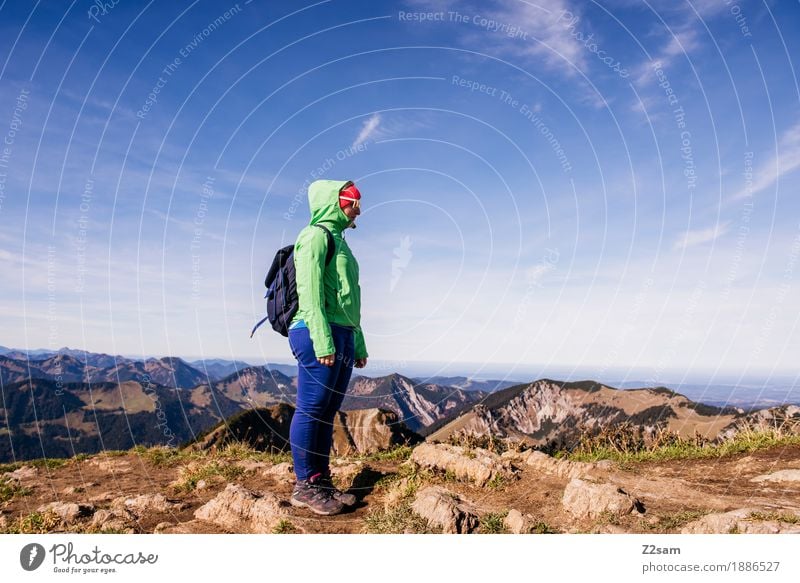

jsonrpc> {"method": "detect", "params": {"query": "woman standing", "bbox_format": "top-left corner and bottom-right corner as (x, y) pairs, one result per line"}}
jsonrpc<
(287, 179), (368, 515)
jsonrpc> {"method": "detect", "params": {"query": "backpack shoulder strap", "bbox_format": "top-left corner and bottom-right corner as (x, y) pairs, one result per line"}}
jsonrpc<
(313, 224), (335, 266)
(264, 244), (294, 288)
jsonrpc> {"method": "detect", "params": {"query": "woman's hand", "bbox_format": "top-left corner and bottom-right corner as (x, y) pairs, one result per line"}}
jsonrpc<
(317, 354), (335, 366)
(355, 357), (367, 368)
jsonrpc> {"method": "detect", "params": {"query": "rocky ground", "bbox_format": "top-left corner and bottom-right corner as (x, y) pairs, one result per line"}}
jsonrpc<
(2, 441), (800, 534)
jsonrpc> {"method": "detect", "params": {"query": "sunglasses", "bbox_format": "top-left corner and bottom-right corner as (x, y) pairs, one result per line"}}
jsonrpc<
(339, 195), (361, 209)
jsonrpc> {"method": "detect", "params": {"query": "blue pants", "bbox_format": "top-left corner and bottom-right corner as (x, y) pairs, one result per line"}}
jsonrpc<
(288, 323), (355, 481)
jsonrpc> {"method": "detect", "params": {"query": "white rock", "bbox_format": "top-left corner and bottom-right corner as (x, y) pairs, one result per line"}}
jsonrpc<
(681, 508), (800, 534)
(114, 493), (175, 517)
(504, 509), (530, 534)
(410, 485), (479, 534)
(4, 465), (37, 481)
(525, 451), (606, 480)
(562, 478), (643, 519)
(410, 443), (513, 487)
(194, 483), (288, 533)
(751, 470), (800, 483)
(264, 462), (293, 477)
(235, 460), (270, 473)
(36, 502), (95, 524)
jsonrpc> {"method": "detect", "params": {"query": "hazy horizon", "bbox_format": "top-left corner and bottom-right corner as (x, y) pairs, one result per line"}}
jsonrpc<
(3, 342), (797, 390)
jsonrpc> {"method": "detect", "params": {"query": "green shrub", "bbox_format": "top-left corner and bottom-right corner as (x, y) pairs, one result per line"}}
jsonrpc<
(479, 511), (509, 534)
(171, 461), (245, 492)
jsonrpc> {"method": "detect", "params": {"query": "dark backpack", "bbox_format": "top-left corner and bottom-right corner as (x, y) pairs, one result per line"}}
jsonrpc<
(250, 224), (335, 338)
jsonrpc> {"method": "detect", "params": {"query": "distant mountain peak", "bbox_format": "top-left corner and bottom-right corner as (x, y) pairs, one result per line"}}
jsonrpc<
(426, 377), (743, 447)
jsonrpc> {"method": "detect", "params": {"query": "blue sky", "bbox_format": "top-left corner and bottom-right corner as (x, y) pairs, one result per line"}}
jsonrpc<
(0, 0), (798, 383)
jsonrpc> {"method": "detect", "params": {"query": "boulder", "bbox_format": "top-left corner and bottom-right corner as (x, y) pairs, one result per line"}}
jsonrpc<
(35, 502), (95, 525)
(263, 462), (294, 483)
(524, 451), (608, 480)
(89, 509), (136, 533)
(235, 460), (271, 473)
(751, 470), (800, 483)
(409, 443), (513, 486)
(87, 457), (132, 473)
(4, 465), (37, 482)
(194, 483), (288, 533)
(681, 508), (800, 534)
(87, 493), (177, 532)
(111, 493), (176, 517)
(411, 485), (479, 534)
(562, 478), (644, 519)
(503, 508), (532, 534)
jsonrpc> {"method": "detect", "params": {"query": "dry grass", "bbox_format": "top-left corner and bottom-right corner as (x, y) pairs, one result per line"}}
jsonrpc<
(0, 475), (33, 503)
(357, 445), (414, 462)
(446, 430), (527, 456)
(1, 510), (62, 534)
(362, 463), (440, 534)
(479, 511), (509, 534)
(561, 422), (800, 463)
(131, 443), (292, 467)
(0, 457), (71, 474)
(170, 460), (246, 493)
(747, 511), (800, 524)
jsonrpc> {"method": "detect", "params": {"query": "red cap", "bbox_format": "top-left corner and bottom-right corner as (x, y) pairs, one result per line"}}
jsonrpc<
(339, 182), (361, 208)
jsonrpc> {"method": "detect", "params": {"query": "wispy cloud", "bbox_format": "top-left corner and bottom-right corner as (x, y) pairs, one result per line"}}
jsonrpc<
(632, 24), (703, 87)
(732, 120), (800, 200)
(673, 221), (731, 250)
(661, 27), (702, 59)
(352, 113), (382, 148)
(403, 0), (612, 109)
(405, 0), (588, 73)
(486, 0), (588, 73)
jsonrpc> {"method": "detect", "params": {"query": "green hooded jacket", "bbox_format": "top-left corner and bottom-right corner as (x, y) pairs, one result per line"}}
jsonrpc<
(289, 179), (368, 360)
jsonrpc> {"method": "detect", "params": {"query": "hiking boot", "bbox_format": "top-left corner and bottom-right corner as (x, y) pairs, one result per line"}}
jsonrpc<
(316, 472), (357, 506)
(290, 476), (345, 516)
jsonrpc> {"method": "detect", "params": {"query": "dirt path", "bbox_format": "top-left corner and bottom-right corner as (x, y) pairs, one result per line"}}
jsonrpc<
(3, 444), (800, 533)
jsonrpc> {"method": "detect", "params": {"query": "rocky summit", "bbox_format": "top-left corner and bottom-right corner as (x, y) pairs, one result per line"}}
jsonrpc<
(2, 438), (800, 534)
(425, 379), (753, 448)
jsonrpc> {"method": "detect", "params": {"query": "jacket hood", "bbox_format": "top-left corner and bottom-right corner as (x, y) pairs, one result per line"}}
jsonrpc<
(307, 179), (354, 233)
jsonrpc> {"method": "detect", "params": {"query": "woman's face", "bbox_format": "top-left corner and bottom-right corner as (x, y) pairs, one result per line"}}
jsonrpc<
(342, 201), (360, 220)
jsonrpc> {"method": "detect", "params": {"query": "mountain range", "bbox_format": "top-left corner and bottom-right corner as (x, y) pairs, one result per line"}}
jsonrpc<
(0, 347), (294, 387)
(0, 348), (481, 462)
(1, 346), (798, 463)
